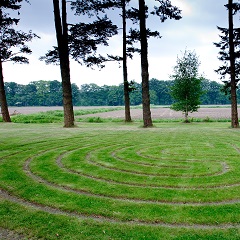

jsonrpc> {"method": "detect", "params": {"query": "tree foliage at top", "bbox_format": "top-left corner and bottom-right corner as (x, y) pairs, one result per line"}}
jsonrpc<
(0, 0), (38, 63)
(41, 0), (118, 68)
(71, 0), (122, 15)
(123, 0), (181, 57)
(214, 26), (240, 93)
(170, 50), (203, 122)
(71, 0), (134, 122)
(69, 15), (118, 67)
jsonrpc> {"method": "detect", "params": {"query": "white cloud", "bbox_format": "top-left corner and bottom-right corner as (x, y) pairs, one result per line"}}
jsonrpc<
(171, 0), (193, 16)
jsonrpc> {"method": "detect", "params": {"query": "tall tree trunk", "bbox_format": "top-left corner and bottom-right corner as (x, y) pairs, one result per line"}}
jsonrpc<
(53, 0), (75, 127)
(228, 0), (239, 128)
(184, 97), (189, 123)
(184, 104), (189, 123)
(0, 59), (11, 122)
(139, 0), (153, 127)
(184, 112), (188, 123)
(122, 0), (131, 122)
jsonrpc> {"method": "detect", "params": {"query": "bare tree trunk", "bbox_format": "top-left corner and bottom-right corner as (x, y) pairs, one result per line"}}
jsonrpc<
(122, 0), (131, 122)
(184, 111), (189, 123)
(228, 0), (239, 128)
(53, 0), (75, 127)
(139, 0), (153, 127)
(0, 59), (11, 122)
(184, 97), (189, 123)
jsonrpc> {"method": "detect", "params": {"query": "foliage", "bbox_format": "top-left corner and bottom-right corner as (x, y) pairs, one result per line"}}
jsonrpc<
(4, 80), (77, 106)
(124, 0), (182, 55)
(0, 0), (39, 63)
(214, 26), (240, 93)
(40, 1), (118, 68)
(201, 79), (230, 104)
(170, 50), (204, 122)
(4, 79), (231, 107)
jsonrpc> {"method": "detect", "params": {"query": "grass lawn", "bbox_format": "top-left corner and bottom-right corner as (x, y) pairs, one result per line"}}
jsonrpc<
(0, 121), (240, 239)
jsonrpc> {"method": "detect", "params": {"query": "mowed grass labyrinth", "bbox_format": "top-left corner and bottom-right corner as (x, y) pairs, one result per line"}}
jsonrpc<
(0, 122), (240, 239)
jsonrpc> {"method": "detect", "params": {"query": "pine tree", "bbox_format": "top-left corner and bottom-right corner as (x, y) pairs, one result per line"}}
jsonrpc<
(214, 0), (240, 128)
(138, 0), (181, 127)
(70, 0), (181, 127)
(43, 0), (118, 126)
(0, 0), (38, 122)
(138, 0), (152, 127)
(122, 0), (132, 122)
(70, 0), (133, 122)
(52, 0), (75, 127)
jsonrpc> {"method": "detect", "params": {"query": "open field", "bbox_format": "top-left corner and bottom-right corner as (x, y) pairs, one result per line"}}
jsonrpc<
(0, 121), (240, 239)
(80, 107), (234, 120)
(6, 105), (237, 121)
(7, 106), (116, 115)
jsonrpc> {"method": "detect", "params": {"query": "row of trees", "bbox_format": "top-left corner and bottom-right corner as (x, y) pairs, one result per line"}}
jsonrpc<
(46, 0), (182, 127)
(1, 0), (239, 127)
(4, 79), (232, 107)
(0, 0), (183, 127)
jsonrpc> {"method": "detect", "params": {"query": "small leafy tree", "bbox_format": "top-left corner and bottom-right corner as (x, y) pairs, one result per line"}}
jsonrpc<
(170, 50), (203, 123)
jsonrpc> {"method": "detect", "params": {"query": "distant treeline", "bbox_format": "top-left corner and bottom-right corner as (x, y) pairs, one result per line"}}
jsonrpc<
(5, 78), (233, 107)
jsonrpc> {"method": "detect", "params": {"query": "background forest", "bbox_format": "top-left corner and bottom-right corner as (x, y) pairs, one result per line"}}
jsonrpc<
(5, 78), (232, 107)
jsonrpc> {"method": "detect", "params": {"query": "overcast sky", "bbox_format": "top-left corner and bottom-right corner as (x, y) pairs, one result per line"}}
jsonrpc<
(3, 0), (230, 87)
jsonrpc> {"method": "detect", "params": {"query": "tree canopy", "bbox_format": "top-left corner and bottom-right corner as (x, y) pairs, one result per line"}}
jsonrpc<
(4, 78), (231, 107)
(170, 50), (204, 122)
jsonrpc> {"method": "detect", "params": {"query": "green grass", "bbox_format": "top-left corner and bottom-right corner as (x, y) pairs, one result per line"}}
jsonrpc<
(0, 121), (240, 239)
(0, 106), (233, 124)
(0, 107), (123, 123)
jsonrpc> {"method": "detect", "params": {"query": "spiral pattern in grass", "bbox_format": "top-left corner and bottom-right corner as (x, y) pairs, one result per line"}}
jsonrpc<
(0, 123), (240, 239)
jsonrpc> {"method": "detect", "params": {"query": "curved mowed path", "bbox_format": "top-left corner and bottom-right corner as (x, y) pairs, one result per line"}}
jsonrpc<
(0, 123), (240, 239)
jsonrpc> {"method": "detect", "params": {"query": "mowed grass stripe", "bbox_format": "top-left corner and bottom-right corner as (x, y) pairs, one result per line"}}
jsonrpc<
(0, 189), (240, 230)
(26, 146), (240, 204)
(87, 145), (224, 177)
(62, 143), (240, 187)
(0, 199), (239, 240)
(114, 143), (238, 174)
